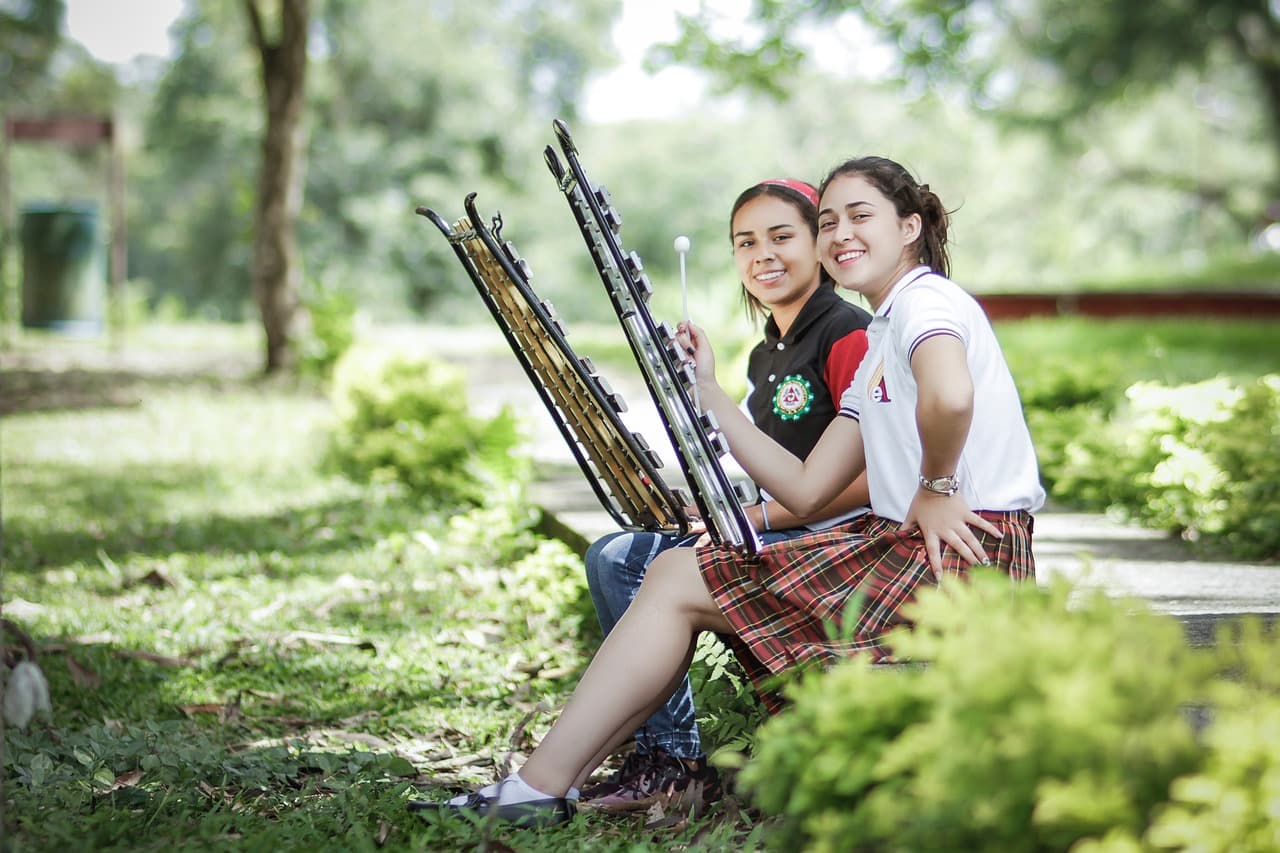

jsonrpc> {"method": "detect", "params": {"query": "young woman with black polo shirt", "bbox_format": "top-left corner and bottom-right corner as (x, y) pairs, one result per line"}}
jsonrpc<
(569, 178), (872, 811)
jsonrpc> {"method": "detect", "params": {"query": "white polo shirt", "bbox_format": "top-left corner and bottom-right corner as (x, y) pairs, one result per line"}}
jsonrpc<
(838, 266), (1045, 522)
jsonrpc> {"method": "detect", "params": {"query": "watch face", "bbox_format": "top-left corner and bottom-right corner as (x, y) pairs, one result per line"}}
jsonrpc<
(921, 475), (958, 494)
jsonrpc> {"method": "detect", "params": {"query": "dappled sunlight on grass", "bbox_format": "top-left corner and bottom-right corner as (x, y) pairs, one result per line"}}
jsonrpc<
(3, 374), (748, 850)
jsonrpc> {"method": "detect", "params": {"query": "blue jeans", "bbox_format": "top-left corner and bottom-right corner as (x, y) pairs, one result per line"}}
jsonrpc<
(583, 525), (808, 760)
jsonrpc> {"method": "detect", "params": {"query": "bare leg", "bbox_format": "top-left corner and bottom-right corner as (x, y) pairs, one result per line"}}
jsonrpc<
(519, 547), (732, 797)
(568, 646), (697, 790)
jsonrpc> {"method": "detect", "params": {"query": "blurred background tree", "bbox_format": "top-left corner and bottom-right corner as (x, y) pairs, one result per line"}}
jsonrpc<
(4, 0), (1278, 371)
(0, 0), (65, 100)
(660, 0), (1280, 244)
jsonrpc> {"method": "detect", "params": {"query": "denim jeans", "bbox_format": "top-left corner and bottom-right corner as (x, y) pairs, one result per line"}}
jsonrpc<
(583, 525), (808, 760)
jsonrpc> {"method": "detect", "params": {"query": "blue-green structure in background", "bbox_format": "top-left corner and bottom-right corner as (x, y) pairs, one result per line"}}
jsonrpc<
(20, 202), (104, 334)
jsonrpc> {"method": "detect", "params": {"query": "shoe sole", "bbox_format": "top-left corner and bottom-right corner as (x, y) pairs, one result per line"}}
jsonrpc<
(579, 795), (659, 814)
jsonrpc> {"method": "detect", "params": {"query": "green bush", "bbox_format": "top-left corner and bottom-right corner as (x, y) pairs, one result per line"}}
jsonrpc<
(1048, 375), (1280, 559)
(1078, 619), (1280, 853)
(325, 346), (527, 506)
(689, 634), (770, 761)
(1185, 376), (1280, 560)
(298, 280), (359, 379)
(740, 572), (1217, 852)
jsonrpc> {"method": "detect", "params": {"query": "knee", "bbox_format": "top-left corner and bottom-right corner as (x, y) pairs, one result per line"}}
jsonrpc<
(584, 531), (630, 593)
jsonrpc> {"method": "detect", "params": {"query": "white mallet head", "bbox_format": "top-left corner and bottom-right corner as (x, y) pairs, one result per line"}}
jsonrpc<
(673, 235), (691, 254)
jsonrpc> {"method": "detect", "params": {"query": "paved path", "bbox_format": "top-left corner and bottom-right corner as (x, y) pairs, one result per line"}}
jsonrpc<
(418, 325), (1280, 636)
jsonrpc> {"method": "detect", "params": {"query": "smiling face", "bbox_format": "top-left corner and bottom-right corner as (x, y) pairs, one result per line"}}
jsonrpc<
(817, 173), (922, 311)
(731, 194), (823, 320)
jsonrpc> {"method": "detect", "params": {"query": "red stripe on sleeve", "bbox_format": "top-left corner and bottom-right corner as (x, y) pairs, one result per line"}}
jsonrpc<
(824, 329), (868, 400)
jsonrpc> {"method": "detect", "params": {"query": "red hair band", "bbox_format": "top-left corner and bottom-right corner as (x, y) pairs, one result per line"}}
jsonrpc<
(758, 178), (819, 208)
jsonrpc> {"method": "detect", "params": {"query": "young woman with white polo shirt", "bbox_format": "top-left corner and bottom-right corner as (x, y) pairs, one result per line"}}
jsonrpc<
(409, 155), (1043, 828)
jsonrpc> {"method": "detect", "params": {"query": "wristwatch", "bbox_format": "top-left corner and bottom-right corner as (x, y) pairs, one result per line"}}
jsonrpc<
(919, 474), (960, 496)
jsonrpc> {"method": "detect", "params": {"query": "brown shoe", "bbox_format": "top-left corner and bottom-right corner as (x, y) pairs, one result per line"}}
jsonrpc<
(585, 750), (721, 813)
(579, 748), (656, 801)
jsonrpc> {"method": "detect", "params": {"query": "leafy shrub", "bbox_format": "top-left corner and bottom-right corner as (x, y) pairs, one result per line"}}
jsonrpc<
(325, 346), (527, 506)
(1049, 375), (1280, 559)
(740, 572), (1217, 852)
(1077, 618), (1280, 853)
(420, 496), (595, 653)
(298, 280), (359, 379)
(1184, 377), (1280, 560)
(1024, 403), (1109, 495)
(1013, 354), (1122, 412)
(689, 635), (770, 760)
(1008, 352), (1124, 495)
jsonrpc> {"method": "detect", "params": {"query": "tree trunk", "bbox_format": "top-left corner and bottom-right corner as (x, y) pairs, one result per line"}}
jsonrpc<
(245, 0), (309, 374)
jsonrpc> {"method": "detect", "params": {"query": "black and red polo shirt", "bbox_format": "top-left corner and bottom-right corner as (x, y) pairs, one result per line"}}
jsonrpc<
(745, 285), (871, 460)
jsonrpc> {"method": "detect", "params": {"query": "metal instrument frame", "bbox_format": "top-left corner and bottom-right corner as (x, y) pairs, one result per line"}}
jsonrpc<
(417, 194), (689, 536)
(544, 119), (760, 554)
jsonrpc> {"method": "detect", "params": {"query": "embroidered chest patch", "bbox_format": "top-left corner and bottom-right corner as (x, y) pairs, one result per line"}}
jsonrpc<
(772, 374), (814, 420)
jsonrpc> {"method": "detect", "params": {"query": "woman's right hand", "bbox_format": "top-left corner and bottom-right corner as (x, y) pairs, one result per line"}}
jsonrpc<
(676, 321), (717, 389)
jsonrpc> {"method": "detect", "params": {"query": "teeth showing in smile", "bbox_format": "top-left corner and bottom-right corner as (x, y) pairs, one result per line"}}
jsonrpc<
(755, 270), (784, 283)
(835, 250), (863, 264)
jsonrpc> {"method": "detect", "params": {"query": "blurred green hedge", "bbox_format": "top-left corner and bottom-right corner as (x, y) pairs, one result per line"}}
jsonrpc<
(741, 571), (1279, 852)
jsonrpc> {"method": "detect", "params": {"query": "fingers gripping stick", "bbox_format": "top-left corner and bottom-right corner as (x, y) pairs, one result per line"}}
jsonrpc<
(673, 235), (699, 412)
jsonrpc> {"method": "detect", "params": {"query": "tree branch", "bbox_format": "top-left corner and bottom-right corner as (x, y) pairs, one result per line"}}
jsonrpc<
(244, 0), (267, 55)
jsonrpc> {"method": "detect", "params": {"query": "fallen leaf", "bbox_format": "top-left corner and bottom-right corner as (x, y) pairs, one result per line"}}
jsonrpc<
(280, 630), (376, 653)
(2, 598), (46, 619)
(337, 710), (379, 727)
(462, 627), (503, 647)
(220, 693), (243, 725)
(424, 752), (489, 771)
(254, 716), (318, 729)
(374, 820), (392, 848)
(121, 649), (191, 668)
(105, 769), (144, 791)
(127, 568), (176, 589)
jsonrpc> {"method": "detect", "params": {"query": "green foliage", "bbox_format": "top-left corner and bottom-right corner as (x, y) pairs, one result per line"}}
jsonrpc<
(688, 635), (770, 762)
(325, 345), (527, 505)
(4, 369), (730, 850)
(1050, 375), (1280, 560)
(0, 0), (66, 102)
(1186, 377), (1280, 560)
(658, 0), (1279, 175)
(298, 279), (359, 379)
(126, 4), (261, 321)
(740, 573), (1219, 852)
(1075, 619), (1280, 853)
(997, 319), (1280, 558)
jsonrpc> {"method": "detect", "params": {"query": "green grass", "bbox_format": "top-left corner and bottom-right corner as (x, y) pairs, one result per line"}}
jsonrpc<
(995, 317), (1279, 389)
(1, 382), (758, 851)
(4, 315), (1274, 849)
(975, 249), (1280, 293)
(1067, 250), (1280, 293)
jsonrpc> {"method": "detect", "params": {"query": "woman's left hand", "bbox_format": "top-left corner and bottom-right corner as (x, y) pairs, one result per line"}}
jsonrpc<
(900, 490), (1002, 573)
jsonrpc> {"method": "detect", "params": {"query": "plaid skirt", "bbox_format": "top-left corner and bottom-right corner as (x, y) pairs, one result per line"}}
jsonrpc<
(698, 511), (1035, 712)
